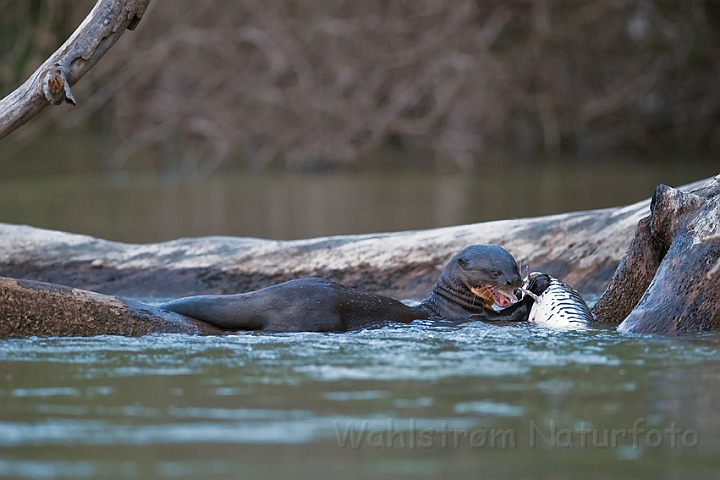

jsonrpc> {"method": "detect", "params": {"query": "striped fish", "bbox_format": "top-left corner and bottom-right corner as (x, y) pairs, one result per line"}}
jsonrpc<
(523, 273), (594, 328)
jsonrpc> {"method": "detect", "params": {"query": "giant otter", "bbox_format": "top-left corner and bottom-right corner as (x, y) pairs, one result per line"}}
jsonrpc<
(159, 244), (535, 332)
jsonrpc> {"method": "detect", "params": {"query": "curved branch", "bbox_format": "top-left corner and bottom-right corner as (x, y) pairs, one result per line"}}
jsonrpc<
(0, 0), (152, 140)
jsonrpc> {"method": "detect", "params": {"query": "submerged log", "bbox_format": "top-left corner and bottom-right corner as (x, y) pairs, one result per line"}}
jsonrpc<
(593, 174), (720, 334)
(0, 276), (221, 338)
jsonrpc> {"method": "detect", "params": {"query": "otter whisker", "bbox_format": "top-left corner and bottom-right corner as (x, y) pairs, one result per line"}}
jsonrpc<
(519, 261), (530, 282)
(520, 287), (541, 302)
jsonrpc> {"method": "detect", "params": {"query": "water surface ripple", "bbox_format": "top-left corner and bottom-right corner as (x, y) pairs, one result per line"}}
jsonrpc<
(1, 322), (719, 479)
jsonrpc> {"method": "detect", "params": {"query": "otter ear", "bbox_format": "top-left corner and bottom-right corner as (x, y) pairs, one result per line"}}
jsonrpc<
(458, 257), (468, 270)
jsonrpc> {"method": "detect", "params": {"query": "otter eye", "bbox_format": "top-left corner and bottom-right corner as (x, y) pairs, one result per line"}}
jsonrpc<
(491, 269), (502, 278)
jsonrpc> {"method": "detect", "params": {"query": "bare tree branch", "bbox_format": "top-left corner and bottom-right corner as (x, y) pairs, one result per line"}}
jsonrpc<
(0, 0), (152, 140)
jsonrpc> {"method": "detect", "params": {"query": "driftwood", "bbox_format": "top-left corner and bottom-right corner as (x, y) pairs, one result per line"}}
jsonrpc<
(0, 188), (653, 338)
(0, 277), (221, 338)
(0, 191), (663, 301)
(0, 176), (716, 337)
(0, 0), (151, 139)
(593, 174), (720, 334)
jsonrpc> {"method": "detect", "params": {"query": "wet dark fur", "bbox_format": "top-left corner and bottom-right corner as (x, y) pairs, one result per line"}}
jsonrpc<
(160, 244), (534, 332)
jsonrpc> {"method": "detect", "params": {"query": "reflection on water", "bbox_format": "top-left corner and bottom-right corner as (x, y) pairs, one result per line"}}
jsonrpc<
(0, 163), (716, 243)
(0, 324), (719, 479)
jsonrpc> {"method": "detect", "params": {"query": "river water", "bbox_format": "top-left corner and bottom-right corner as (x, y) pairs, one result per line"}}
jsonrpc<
(1, 163), (719, 478)
(0, 162), (715, 242)
(1, 323), (719, 479)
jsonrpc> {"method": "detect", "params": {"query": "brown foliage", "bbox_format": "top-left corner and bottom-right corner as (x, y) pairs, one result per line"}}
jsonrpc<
(2, 0), (720, 172)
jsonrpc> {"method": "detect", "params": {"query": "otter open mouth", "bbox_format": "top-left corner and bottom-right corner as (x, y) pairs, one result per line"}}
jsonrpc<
(470, 284), (519, 309)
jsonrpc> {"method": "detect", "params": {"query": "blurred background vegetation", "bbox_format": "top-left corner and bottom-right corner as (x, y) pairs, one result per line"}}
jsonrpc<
(0, 0), (718, 242)
(1, 0), (719, 176)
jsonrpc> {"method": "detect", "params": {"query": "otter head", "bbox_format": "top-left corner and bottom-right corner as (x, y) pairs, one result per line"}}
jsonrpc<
(447, 244), (522, 309)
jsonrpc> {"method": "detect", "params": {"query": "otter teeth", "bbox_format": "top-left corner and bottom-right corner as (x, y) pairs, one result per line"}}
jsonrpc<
(472, 284), (518, 309)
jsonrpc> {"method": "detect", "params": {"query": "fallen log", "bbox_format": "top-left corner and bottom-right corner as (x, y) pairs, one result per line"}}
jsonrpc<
(593, 174), (720, 334)
(0, 176), (716, 337)
(0, 190), (665, 300)
(0, 277), (222, 338)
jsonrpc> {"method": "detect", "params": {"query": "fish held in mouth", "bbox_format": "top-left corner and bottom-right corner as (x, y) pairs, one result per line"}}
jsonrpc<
(522, 272), (594, 328)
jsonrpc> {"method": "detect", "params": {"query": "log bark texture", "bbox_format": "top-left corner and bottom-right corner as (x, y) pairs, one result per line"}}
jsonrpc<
(0, 277), (222, 338)
(0, 191), (665, 301)
(593, 174), (720, 334)
(0, 0), (151, 139)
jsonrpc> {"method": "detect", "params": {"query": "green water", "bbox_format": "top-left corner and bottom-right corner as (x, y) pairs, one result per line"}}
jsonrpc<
(0, 163), (716, 243)
(0, 323), (719, 479)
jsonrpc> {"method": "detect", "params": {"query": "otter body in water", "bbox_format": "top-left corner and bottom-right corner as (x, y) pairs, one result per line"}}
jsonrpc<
(160, 244), (533, 332)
